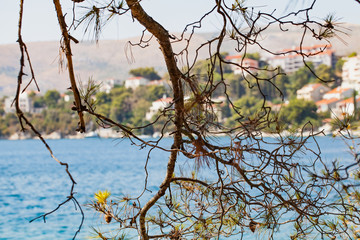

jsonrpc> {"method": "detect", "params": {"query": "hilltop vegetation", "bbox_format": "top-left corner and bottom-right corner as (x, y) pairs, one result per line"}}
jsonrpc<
(0, 55), (345, 138)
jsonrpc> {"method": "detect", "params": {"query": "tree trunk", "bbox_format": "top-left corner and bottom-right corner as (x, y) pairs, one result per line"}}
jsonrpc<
(125, 1), (184, 239)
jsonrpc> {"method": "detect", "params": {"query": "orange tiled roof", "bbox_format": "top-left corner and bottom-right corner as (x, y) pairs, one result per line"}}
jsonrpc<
(147, 79), (165, 85)
(298, 83), (326, 93)
(325, 87), (351, 95)
(225, 55), (242, 60)
(316, 98), (339, 105)
(338, 98), (360, 104)
(128, 76), (145, 80)
(281, 44), (331, 52)
(272, 50), (333, 60)
(305, 83), (323, 90)
(155, 97), (173, 103)
(311, 83), (323, 88)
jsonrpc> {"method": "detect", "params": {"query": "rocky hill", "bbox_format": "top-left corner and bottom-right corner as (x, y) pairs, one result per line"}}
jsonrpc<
(1, 23), (359, 97)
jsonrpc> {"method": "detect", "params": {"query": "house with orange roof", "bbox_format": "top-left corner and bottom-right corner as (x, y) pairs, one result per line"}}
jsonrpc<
(316, 98), (340, 113)
(322, 87), (354, 100)
(61, 92), (71, 102)
(332, 97), (360, 117)
(268, 44), (335, 73)
(146, 96), (173, 120)
(147, 79), (166, 86)
(296, 83), (330, 102)
(225, 55), (259, 75)
(124, 76), (149, 89)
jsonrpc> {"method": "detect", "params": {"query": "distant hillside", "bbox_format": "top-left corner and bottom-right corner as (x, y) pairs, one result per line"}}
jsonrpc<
(1, 23), (359, 97)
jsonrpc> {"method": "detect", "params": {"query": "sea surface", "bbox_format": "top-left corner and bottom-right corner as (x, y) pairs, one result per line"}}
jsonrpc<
(0, 136), (357, 239)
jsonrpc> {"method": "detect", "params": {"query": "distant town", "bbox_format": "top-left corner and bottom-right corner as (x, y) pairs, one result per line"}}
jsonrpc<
(1, 44), (360, 140)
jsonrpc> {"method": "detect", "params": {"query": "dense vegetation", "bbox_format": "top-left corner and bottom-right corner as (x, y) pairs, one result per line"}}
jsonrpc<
(0, 58), (342, 138)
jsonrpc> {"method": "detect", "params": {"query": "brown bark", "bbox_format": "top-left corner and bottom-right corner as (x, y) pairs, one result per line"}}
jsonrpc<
(53, 0), (86, 133)
(125, 0), (184, 239)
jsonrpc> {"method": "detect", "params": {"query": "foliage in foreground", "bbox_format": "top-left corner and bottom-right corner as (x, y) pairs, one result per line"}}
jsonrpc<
(10, 0), (360, 240)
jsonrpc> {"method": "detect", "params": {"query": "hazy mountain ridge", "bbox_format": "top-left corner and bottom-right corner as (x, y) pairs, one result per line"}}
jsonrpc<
(0, 23), (359, 97)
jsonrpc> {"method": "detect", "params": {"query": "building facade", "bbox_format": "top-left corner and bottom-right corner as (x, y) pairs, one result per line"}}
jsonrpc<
(268, 44), (335, 73)
(296, 83), (330, 102)
(4, 92), (33, 113)
(146, 96), (173, 121)
(100, 78), (125, 93)
(322, 87), (354, 100)
(225, 55), (259, 75)
(341, 55), (360, 92)
(332, 97), (360, 117)
(124, 77), (149, 89)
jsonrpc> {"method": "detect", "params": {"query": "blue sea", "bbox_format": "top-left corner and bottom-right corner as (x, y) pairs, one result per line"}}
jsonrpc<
(0, 137), (357, 239)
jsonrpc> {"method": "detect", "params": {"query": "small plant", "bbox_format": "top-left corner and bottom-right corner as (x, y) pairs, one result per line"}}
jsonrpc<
(95, 190), (111, 205)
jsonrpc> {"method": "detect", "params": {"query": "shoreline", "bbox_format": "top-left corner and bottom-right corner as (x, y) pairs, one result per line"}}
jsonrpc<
(3, 127), (353, 141)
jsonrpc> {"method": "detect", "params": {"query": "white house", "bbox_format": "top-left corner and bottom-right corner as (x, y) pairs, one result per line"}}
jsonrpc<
(61, 93), (71, 102)
(146, 96), (173, 120)
(269, 54), (303, 73)
(124, 77), (149, 90)
(341, 55), (360, 92)
(322, 87), (354, 100)
(332, 97), (360, 117)
(296, 83), (330, 102)
(225, 55), (259, 75)
(4, 91), (33, 113)
(316, 98), (340, 113)
(100, 78), (125, 93)
(147, 79), (166, 87)
(268, 44), (335, 73)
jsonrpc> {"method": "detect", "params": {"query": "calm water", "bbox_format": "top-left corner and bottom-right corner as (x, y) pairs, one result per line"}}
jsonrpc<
(0, 137), (356, 239)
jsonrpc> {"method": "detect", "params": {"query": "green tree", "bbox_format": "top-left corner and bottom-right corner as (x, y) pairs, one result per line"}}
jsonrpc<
(0, 113), (19, 137)
(227, 73), (246, 99)
(134, 85), (166, 102)
(0, 97), (5, 116)
(348, 52), (357, 57)
(315, 64), (336, 82)
(335, 57), (345, 76)
(244, 52), (261, 60)
(110, 92), (133, 123)
(33, 96), (45, 108)
(233, 95), (264, 116)
(280, 98), (321, 128)
(315, 63), (339, 88)
(129, 98), (152, 134)
(286, 63), (316, 98)
(249, 70), (290, 101)
(43, 90), (61, 108)
(129, 67), (161, 80)
(226, 95), (265, 127)
(95, 91), (111, 105)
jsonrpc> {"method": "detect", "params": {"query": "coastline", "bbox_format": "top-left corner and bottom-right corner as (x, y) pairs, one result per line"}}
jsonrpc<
(4, 128), (168, 140)
(4, 125), (354, 141)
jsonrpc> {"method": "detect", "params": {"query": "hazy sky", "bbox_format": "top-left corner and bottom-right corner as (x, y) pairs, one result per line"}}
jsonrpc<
(0, 0), (359, 45)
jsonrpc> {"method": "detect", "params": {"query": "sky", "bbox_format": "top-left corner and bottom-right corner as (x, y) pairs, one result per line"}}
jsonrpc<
(0, 0), (359, 45)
